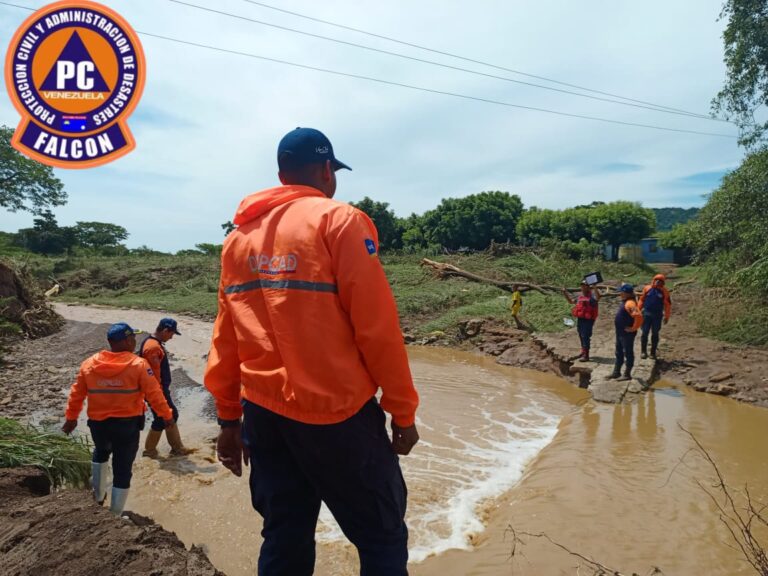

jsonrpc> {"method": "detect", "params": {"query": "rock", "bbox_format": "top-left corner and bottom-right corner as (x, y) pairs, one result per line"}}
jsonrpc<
(692, 382), (709, 392)
(590, 380), (628, 403)
(711, 384), (736, 396)
(709, 372), (733, 383)
(457, 319), (484, 340)
(627, 381), (643, 394)
(403, 334), (416, 344)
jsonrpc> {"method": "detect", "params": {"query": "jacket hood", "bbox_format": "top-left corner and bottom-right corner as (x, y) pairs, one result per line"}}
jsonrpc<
(653, 274), (666, 285)
(90, 350), (138, 377)
(233, 185), (325, 226)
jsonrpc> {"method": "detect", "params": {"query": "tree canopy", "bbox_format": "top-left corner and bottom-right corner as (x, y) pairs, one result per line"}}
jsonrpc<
(422, 191), (524, 250)
(712, 0), (768, 149)
(1, 125), (67, 214)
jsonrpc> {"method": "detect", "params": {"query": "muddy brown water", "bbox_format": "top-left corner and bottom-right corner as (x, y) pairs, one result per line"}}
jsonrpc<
(55, 305), (768, 575)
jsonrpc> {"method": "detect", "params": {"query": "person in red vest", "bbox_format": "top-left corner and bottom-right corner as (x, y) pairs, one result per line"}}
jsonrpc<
(638, 274), (673, 359)
(62, 323), (174, 515)
(563, 281), (601, 362)
(205, 127), (419, 575)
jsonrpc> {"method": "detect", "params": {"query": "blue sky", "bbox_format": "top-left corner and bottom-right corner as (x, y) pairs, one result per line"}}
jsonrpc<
(0, 0), (743, 251)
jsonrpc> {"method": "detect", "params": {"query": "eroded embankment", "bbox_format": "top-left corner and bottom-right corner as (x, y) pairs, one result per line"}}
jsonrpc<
(0, 467), (223, 576)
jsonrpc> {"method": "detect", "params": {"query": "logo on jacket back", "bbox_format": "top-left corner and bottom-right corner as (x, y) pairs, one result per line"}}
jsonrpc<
(4, 1), (145, 168)
(97, 378), (125, 388)
(248, 253), (298, 275)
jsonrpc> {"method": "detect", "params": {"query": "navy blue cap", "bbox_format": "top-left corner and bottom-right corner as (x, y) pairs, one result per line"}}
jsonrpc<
(158, 317), (181, 335)
(277, 127), (351, 172)
(107, 322), (142, 341)
(619, 283), (635, 294)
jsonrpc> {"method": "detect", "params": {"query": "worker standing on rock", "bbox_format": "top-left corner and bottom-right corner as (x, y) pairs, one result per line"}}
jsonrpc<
(563, 281), (601, 362)
(62, 323), (175, 515)
(205, 127), (420, 575)
(139, 318), (194, 457)
(638, 274), (672, 360)
(609, 284), (643, 381)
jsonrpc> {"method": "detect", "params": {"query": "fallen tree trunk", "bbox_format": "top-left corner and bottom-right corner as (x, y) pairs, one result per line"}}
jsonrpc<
(420, 258), (615, 295)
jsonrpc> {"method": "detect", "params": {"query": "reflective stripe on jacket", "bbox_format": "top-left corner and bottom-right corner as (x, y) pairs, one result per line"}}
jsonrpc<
(65, 350), (173, 421)
(204, 185), (419, 427)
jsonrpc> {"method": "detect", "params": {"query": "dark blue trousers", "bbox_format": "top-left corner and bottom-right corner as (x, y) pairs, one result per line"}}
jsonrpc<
(242, 398), (409, 576)
(641, 313), (663, 354)
(577, 318), (595, 351)
(150, 387), (179, 431)
(614, 331), (637, 374)
(88, 416), (142, 488)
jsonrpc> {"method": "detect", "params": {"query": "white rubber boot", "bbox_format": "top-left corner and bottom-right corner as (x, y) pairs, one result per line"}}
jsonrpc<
(109, 487), (130, 516)
(91, 462), (109, 504)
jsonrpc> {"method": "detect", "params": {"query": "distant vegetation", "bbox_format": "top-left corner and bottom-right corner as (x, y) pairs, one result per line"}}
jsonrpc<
(652, 207), (700, 232)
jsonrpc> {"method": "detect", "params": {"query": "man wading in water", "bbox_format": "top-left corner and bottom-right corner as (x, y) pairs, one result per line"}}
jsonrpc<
(205, 127), (420, 575)
(62, 323), (175, 515)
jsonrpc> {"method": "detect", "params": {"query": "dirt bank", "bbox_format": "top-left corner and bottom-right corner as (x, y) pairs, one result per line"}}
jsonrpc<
(0, 467), (223, 576)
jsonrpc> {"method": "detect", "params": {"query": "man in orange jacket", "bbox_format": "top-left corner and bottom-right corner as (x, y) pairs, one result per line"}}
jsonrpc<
(62, 323), (175, 515)
(608, 284), (643, 381)
(638, 273), (672, 359)
(140, 317), (193, 457)
(205, 127), (419, 575)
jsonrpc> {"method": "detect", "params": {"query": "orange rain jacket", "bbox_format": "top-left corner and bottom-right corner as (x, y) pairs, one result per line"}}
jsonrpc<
(638, 274), (672, 320)
(65, 351), (173, 421)
(204, 185), (419, 427)
(140, 337), (166, 386)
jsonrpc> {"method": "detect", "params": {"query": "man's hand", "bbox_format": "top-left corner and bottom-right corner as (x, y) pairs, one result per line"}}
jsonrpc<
(664, 318), (669, 325)
(217, 425), (249, 477)
(391, 422), (419, 455)
(61, 420), (77, 435)
(624, 327), (634, 333)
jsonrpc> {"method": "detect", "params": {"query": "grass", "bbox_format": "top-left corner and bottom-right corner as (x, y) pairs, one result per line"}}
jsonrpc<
(0, 418), (92, 488)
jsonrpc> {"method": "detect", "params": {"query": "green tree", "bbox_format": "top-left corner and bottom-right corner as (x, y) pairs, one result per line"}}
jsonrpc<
(551, 207), (593, 242)
(681, 149), (768, 295)
(516, 207), (556, 245)
(14, 210), (76, 254)
(1, 125), (67, 214)
(349, 197), (402, 251)
(194, 243), (223, 256)
(423, 191), (523, 250)
(73, 221), (128, 251)
(588, 201), (656, 260)
(221, 220), (235, 235)
(712, 0), (768, 149)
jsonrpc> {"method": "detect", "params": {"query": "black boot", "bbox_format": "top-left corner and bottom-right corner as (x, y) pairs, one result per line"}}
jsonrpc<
(608, 366), (621, 379)
(641, 350), (648, 360)
(650, 348), (657, 360)
(618, 370), (632, 382)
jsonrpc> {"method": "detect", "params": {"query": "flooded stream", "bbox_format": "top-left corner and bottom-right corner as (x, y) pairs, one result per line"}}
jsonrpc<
(56, 305), (768, 575)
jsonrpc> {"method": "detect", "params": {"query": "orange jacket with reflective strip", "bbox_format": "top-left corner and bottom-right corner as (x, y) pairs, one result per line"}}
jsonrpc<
(65, 350), (173, 421)
(204, 185), (419, 427)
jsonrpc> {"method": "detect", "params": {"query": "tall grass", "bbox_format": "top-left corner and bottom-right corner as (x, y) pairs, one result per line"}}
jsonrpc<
(0, 418), (92, 488)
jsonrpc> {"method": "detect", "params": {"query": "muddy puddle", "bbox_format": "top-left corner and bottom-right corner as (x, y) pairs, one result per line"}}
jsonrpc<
(55, 305), (768, 575)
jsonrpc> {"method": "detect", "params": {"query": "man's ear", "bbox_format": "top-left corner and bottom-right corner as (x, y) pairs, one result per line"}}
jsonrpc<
(278, 171), (288, 185)
(322, 159), (333, 182)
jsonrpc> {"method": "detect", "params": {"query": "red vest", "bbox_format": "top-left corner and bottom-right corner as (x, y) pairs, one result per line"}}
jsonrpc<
(573, 294), (599, 320)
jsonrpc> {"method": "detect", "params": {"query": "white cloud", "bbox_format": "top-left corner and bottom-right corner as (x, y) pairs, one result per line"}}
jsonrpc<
(0, 0), (743, 251)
